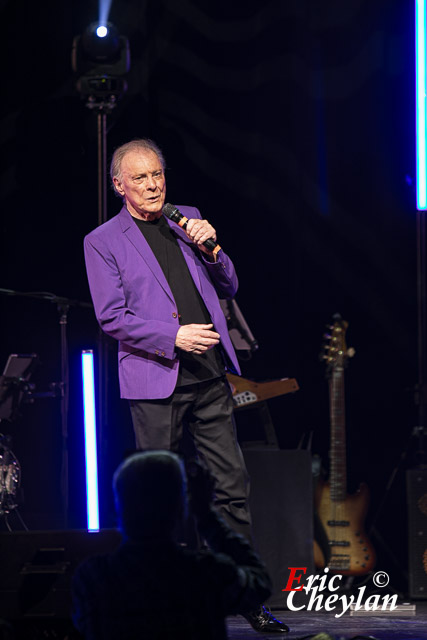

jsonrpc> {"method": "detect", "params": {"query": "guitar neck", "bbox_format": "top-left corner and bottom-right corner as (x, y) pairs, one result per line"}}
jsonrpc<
(329, 366), (347, 500)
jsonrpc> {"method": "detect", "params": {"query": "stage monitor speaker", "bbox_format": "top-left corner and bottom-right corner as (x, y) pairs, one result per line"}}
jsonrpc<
(0, 529), (121, 620)
(243, 449), (314, 609)
(407, 468), (427, 598)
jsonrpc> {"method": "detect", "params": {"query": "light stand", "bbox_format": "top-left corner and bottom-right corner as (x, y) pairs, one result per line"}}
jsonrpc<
(72, 22), (130, 525)
(86, 97), (116, 511)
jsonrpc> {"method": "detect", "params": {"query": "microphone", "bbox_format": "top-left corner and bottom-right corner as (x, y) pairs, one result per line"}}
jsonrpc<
(162, 203), (221, 254)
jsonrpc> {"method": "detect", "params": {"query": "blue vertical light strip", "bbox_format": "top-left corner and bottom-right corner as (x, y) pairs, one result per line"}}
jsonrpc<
(416, 0), (427, 209)
(81, 350), (100, 532)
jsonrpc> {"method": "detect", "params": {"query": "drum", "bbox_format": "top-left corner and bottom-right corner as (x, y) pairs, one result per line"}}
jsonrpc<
(0, 443), (21, 515)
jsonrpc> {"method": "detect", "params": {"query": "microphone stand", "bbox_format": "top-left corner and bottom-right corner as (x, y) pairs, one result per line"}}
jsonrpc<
(58, 300), (70, 528)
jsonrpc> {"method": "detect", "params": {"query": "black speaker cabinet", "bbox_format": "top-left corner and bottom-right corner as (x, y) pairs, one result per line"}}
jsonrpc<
(407, 468), (427, 598)
(243, 449), (314, 609)
(0, 529), (121, 620)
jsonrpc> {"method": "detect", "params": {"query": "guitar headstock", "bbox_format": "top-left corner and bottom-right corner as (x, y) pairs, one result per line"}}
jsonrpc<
(320, 313), (355, 373)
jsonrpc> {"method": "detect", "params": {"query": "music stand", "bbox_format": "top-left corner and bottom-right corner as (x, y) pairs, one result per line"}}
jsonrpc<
(220, 298), (259, 356)
(0, 354), (38, 422)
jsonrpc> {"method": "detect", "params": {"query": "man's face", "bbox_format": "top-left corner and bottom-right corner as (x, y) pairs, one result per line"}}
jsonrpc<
(113, 149), (166, 221)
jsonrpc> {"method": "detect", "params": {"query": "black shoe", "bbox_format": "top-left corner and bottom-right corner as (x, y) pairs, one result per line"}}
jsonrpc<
(243, 606), (289, 633)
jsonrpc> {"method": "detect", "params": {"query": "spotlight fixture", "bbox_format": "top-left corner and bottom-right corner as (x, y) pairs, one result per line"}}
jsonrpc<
(96, 25), (108, 38)
(72, 21), (130, 100)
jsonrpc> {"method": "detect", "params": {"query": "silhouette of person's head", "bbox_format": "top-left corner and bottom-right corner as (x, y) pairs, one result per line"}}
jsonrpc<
(113, 450), (188, 541)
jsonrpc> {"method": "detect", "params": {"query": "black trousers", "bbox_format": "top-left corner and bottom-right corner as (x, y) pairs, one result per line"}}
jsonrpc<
(129, 377), (252, 542)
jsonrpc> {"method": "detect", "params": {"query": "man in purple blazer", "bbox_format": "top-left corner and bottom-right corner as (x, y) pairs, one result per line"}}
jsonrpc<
(84, 139), (288, 633)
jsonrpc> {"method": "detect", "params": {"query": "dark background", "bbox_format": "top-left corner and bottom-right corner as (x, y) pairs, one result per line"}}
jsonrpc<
(0, 0), (421, 592)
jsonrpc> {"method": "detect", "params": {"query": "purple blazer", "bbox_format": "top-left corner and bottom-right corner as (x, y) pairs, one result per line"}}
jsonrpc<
(84, 205), (240, 399)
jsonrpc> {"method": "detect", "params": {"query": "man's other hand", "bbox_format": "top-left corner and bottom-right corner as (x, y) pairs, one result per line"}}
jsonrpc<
(175, 323), (220, 354)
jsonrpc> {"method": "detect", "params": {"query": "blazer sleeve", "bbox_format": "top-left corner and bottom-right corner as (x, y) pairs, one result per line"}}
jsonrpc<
(84, 233), (179, 360)
(202, 251), (239, 300)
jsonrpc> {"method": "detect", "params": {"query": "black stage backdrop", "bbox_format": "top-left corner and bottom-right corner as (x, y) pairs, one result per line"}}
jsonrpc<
(0, 0), (419, 589)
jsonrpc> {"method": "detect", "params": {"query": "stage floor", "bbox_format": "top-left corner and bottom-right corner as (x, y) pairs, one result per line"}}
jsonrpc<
(227, 601), (427, 640)
(4, 603), (427, 639)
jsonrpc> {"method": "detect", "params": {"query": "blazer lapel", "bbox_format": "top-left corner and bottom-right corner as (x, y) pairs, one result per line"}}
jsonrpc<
(118, 207), (175, 302)
(166, 218), (202, 294)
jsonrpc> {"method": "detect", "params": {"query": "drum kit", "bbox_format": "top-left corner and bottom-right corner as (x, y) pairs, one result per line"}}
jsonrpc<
(0, 354), (38, 524)
(0, 435), (20, 517)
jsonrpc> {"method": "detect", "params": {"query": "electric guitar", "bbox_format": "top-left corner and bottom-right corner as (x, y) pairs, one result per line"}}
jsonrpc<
(314, 314), (376, 576)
